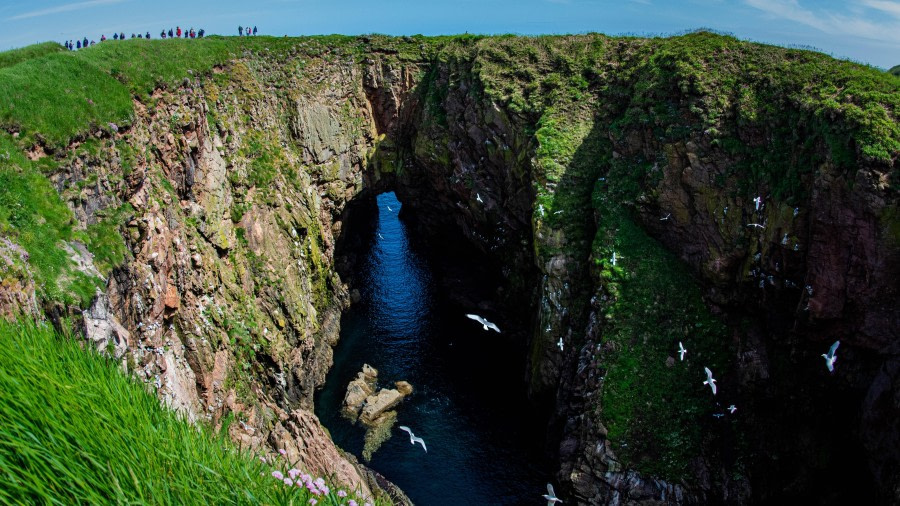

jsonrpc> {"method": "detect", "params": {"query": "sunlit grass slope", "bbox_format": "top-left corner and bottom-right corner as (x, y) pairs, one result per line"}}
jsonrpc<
(0, 320), (375, 505)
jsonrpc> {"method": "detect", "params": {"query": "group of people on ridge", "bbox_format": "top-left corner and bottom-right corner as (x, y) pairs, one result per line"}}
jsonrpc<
(63, 25), (257, 50)
(160, 27), (205, 39)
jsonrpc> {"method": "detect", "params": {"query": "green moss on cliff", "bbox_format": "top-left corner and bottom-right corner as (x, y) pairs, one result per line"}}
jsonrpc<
(592, 175), (734, 481)
(0, 135), (99, 306)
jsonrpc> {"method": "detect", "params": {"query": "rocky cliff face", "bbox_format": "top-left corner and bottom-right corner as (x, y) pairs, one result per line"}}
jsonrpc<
(2, 33), (897, 505)
(3, 42), (429, 500)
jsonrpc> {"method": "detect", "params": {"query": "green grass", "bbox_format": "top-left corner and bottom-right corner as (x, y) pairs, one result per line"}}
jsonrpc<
(0, 319), (380, 505)
(0, 42), (64, 69)
(890, 65), (900, 77)
(0, 135), (99, 306)
(591, 182), (733, 481)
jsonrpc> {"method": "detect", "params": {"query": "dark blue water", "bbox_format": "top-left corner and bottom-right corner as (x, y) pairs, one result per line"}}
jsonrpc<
(315, 192), (549, 505)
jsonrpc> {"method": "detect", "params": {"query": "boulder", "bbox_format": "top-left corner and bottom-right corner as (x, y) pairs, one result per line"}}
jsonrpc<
(343, 377), (375, 415)
(360, 389), (404, 424)
(395, 380), (413, 396)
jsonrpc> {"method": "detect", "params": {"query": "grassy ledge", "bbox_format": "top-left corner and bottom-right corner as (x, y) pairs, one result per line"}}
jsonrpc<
(0, 319), (378, 505)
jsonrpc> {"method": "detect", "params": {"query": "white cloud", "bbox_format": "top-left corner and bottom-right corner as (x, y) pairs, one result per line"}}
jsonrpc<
(9, 0), (126, 21)
(745, 0), (900, 43)
(861, 0), (900, 19)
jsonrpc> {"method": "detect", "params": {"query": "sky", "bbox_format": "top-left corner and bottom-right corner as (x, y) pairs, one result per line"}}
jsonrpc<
(0, 0), (897, 69)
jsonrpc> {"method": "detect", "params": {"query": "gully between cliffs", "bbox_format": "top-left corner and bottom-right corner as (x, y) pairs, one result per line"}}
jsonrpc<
(320, 192), (550, 504)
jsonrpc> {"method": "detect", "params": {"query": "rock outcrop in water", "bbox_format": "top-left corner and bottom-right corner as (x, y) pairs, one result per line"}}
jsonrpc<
(1, 33), (897, 504)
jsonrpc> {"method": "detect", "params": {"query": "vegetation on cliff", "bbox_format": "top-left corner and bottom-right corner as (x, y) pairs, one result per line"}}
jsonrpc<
(0, 319), (376, 505)
(0, 30), (897, 498)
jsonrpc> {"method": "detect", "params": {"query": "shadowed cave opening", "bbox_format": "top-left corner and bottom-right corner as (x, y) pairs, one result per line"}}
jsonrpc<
(318, 191), (551, 504)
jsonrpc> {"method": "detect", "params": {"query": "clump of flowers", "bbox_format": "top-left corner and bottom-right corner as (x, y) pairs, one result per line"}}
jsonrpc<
(262, 448), (370, 505)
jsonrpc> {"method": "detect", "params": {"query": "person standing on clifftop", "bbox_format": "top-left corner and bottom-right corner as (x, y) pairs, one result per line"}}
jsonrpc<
(120, 32), (124, 40)
(238, 25), (243, 36)
(83, 37), (88, 47)
(176, 26), (181, 38)
(253, 26), (257, 35)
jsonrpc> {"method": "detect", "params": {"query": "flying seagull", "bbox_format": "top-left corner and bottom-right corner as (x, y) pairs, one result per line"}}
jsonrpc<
(398, 426), (427, 452)
(728, 404), (737, 414)
(466, 314), (500, 333)
(543, 483), (563, 505)
(476, 193), (484, 204)
(611, 251), (617, 266)
(753, 196), (762, 211)
(557, 338), (564, 351)
(660, 213), (671, 221)
(822, 340), (840, 372)
(746, 223), (765, 229)
(387, 205), (393, 212)
(703, 367), (717, 395)
(678, 342), (687, 361)
(378, 233), (384, 240)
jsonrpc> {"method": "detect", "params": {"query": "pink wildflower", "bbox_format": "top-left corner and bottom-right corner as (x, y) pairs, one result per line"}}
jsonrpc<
(283, 478), (293, 486)
(337, 490), (348, 498)
(307, 482), (320, 495)
(314, 477), (326, 488)
(271, 470), (284, 480)
(288, 469), (301, 479)
(259, 456), (267, 463)
(348, 501), (358, 506)
(308, 499), (317, 505)
(278, 448), (287, 456)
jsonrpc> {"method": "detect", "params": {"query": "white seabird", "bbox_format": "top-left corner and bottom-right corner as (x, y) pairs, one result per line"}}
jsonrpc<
(611, 251), (617, 266)
(746, 223), (765, 229)
(728, 404), (737, 414)
(476, 193), (484, 204)
(387, 205), (393, 212)
(466, 313), (500, 333)
(703, 367), (717, 395)
(557, 338), (564, 351)
(753, 196), (762, 211)
(822, 340), (840, 372)
(678, 342), (687, 361)
(398, 426), (427, 452)
(660, 213), (671, 221)
(543, 483), (563, 505)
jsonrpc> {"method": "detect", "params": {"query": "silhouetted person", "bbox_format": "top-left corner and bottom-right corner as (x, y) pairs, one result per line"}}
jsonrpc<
(76, 40), (81, 49)
(113, 33), (118, 40)
(100, 34), (106, 42)
(238, 25), (243, 36)
(120, 32), (124, 40)
(253, 26), (257, 35)
(131, 33), (135, 38)
(176, 26), (181, 38)
(83, 37), (88, 47)
(168, 28), (173, 38)
(90, 40), (95, 46)
(160, 30), (165, 39)
(145, 31), (150, 39)
(198, 28), (204, 37)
